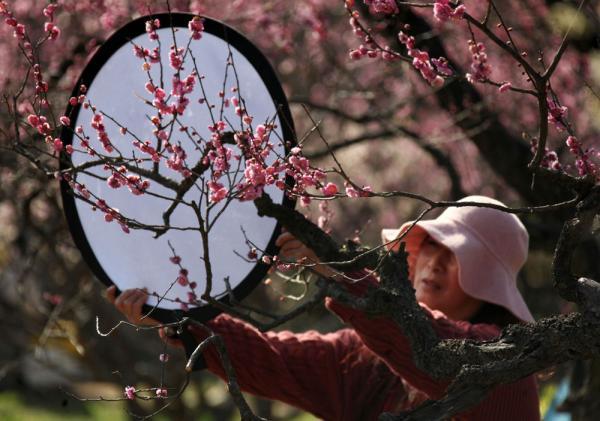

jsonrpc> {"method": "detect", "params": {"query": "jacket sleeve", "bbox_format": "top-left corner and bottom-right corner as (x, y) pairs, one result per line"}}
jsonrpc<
(325, 271), (540, 421)
(188, 313), (401, 420)
(326, 292), (499, 399)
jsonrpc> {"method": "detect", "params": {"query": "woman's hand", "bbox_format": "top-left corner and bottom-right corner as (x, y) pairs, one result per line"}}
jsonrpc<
(106, 285), (157, 326)
(106, 285), (183, 348)
(275, 231), (337, 278)
(275, 231), (318, 263)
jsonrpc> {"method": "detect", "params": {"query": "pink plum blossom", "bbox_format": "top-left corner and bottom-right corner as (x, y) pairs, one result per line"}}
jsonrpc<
(145, 18), (160, 41)
(53, 138), (63, 153)
(466, 41), (492, 83)
(433, 0), (466, 22)
(177, 275), (188, 286)
(322, 182), (338, 196)
(364, 0), (398, 15)
(43, 4), (57, 19)
(547, 99), (568, 132)
(208, 181), (228, 203)
(499, 82), (512, 93)
(189, 16), (204, 40)
(44, 21), (60, 40)
(124, 386), (135, 400)
(169, 47), (184, 71)
(398, 31), (450, 86)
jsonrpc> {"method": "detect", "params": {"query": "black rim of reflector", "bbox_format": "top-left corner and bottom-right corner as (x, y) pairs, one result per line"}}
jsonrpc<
(60, 13), (296, 324)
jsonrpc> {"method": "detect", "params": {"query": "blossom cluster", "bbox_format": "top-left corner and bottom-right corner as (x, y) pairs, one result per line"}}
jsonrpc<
(205, 123), (232, 177)
(166, 144), (191, 177)
(344, 182), (372, 198)
(347, 11), (397, 61)
(206, 179), (226, 203)
(168, 255), (199, 310)
(530, 135), (600, 180)
(27, 113), (51, 135)
(145, 18), (160, 41)
(42, 3), (58, 20)
(433, 0), (466, 23)
(132, 139), (160, 163)
(529, 138), (562, 172)
(1, 2), (25, 40)
(49, 137), (64, 153)
(42, 3), (61, 40)
(565, 136), (598, 178)
(58, 172), (91, 200)
(124, 386), (135, 400)
(547, 98), (568, 132)
(206, 122), (276, 204)
(106, 167), (151, 196)
(169, 46), (184, 71)
(398, 31), (451, 87)
(466, 41), (492, 83)
(125, 384), (170, 400)
(172, 73), (195, 114)
(146, 72), (196, 116)
(90, 113), (114, 153)
(188, 16), (204, 40)
(202, 118), (339, 206)
(94, 197), (131, 233)
(32, 64), (49, 95)
(132, 44), (160, 68)
(176, 268), (190, 287)
(285, 149), (330, 205)
(44, 21), (60, 41)
(60, 172), (129, 233)
(317, 200), (333, 232)
(349, 44), (382, 60)
(237, 124), (284, 201)
(364, 0), (398, 16)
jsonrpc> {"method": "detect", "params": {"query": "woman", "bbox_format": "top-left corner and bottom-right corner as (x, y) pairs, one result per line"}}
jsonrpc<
(108, 195), (540, 420)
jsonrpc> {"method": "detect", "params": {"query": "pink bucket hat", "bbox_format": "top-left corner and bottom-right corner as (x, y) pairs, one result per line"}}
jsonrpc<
(381, 196), (533, 323)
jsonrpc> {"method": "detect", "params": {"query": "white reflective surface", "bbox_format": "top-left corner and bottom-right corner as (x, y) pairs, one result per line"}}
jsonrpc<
(71, 26), (286, 309)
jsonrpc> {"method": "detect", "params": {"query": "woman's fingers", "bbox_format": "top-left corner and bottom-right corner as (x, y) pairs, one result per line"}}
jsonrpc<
(114, 289), (135, 312)
(117, 291), (137, 321)
(279, 240), (304, 254)
(125, 290), (147, 323)
(106, 285), (117, 304)
(275, 231), (295, 247)
(274, 233), (334, 277)
(110, 288), (151, 324)
(276, 232), (320, 264)
(131, 289), (148, 322)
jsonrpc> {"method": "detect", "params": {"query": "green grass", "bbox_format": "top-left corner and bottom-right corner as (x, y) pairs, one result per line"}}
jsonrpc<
(0, 390), (318, 421)
(0, 391), (128, 421)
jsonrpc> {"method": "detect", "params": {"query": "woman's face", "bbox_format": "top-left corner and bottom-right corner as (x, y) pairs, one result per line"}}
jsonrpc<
(413, 235), (482, 321)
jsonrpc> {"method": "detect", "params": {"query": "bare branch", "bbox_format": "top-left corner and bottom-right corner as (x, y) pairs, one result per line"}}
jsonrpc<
(186, 322), (267, 421)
